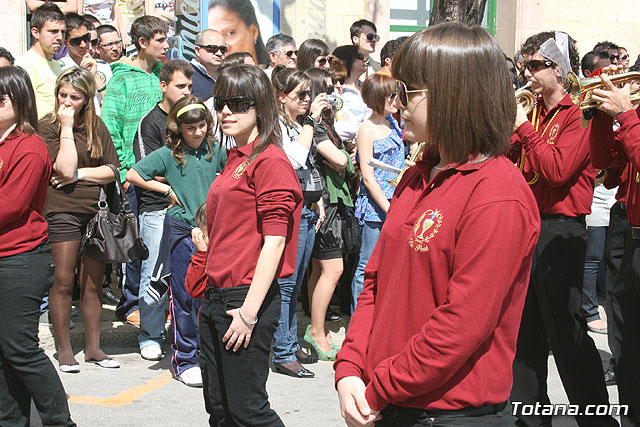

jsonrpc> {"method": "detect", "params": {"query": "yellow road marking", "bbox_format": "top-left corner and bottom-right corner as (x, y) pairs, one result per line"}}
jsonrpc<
(68, 373), (173, 407)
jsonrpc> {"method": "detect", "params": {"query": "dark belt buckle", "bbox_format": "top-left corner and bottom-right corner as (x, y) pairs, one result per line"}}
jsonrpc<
(632, 226), (640, 240)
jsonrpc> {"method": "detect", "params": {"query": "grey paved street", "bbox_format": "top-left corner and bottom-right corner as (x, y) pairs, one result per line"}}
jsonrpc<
(32, 302), (619, 427)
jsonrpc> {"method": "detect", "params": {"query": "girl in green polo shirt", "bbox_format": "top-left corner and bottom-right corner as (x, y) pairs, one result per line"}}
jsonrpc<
(126, 96), (226, 387)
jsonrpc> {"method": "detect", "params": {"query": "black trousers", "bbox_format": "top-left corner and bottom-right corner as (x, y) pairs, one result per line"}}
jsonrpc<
(199, 284), (284, 427)
(511, 219), (617, 427)
(0, 243), (75, 427)
(377, 402), (514, 427)
(604, 201), (628, 372)
(612, 232), (640, 426)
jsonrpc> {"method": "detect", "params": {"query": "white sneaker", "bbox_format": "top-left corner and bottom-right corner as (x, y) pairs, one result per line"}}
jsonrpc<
(140, 345), (163, 361)
(177, 367), (203, 388)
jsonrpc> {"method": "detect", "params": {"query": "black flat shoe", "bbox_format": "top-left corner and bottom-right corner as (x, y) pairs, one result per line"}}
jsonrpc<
(272, 362), (315, 378)
(325, 310), (342, 322)
(604, 369), (616, 386)
(295, 348), (318, 364)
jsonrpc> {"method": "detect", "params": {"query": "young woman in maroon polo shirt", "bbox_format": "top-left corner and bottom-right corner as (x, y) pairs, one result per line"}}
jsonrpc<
(334, 23), (541, 426)
(193, 64), (302, 426)
(0, 66), (75, 426)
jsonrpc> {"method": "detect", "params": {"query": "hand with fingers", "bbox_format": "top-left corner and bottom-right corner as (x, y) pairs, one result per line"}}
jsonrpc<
(310, 93), (330, 119)
(591, 73), (637, 118)
(80, 53), (98, 76)
(337, 377), (381, 427)
(57, 104), (76, 129)
(191, 227), (208, 252)
(50, 172), (78, 189)
(222, 308), (255, 351)
(168, 190), (183, 209)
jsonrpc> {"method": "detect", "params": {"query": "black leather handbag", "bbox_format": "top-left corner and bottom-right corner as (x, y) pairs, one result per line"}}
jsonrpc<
(341, 204), (361, 254)
(80, 164), (148, 263)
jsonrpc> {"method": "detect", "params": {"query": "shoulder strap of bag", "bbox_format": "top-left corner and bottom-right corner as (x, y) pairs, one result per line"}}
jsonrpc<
(104, 164), (133, 214)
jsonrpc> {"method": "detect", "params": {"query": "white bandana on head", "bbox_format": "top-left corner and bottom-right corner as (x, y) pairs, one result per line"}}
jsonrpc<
(538, 32), (571, 79)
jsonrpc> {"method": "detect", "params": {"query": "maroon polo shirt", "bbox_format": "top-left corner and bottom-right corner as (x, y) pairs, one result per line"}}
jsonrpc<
(0, 131), (51, 257)
(511, 93), (597, 216)
(334, 148), (540, 411)
(204, 142), (302, 288)
(590, 109), (640, 226)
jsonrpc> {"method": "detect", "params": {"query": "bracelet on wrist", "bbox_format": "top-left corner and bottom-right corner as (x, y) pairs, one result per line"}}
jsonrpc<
(74, 170), (78, 181)
(616, 108), (631, 117)
(238, 308), (258, 327)
(163, 186), (173, 197)
(97, 86), (107, 93)
(60, 136), (75, 141)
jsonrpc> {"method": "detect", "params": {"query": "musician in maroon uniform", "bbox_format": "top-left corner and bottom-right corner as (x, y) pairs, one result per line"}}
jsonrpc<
(510, 31), (617, 427)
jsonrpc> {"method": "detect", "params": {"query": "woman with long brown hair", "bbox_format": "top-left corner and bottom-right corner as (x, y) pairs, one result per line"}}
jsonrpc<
(41, 67), (121, 373)
(334, 23), (541, 426)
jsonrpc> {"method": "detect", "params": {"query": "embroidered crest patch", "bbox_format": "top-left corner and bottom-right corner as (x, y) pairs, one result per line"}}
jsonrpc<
(232, 161), (249, 179)
(408, 209), (443, 252)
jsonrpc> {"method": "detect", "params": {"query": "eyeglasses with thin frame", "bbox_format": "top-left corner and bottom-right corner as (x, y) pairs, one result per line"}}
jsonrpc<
(524, 59), (554, 72)
(99, 39), (122, 48)
(365, 33), (380, 42)
(198, 44), (228, 55)
(285, 50), (298, 58)
(397, 81), (428, 108)
(69, 33), (91, 47)
(213, 96), (256, 113)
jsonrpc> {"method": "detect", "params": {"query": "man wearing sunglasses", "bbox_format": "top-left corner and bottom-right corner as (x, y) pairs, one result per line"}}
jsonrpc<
(510, 31), (617, 427)
(264, 33), (297, 79)
(594, 40), (620, 67)
(192, 29), (227, 101)
(350, 19), (381, 78)
(58, 13), (112, 114)
(15, 2), (65, 119)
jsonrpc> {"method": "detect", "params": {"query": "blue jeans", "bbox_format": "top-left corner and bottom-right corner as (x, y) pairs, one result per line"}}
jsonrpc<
(582, 225), (607, 322)
(138, 209), (167, 350)
(351, 220), (383, 314)
(272, 206), (317, 364)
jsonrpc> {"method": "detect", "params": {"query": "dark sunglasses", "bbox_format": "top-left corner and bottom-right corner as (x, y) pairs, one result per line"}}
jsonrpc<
(326, 85), (335, 95)
(90, 38), (99, 47)
(524, 59), (554, 72)
(296, 90), (312, 101)
(366, 33), (380, 42)
(69, 33), (91, 47)
(198, 44), (228, 55)
(285, 50), (298, 58)
(316, 56), (328, 66)
(397, 80), (428, 108)
(621, 54), (629, 61)
(333, 78), (345, 85)
(213, 96), (255, 113)
(609, 54), (620, 62)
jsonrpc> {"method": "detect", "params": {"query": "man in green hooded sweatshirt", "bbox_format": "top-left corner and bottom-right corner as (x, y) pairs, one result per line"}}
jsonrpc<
(101, 15), (169, 323)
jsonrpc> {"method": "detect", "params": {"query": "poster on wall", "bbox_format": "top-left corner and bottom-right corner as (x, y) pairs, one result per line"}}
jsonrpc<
(174, 0), (278, 64)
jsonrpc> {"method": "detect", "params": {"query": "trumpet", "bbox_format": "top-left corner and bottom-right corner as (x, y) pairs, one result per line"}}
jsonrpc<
(388, 142), (427, 187)
(566, 70), (640, 111)
(515, 82), (535, 114)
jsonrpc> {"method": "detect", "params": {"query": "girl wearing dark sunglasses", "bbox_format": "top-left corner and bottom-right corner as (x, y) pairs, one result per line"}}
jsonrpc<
(185, 64), (302, 425)
(271, 65), (346, 371)
(297, 38), (331, 72)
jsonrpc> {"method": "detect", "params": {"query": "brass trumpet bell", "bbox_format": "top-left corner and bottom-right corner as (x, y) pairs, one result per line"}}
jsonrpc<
(566, 70), (640, 111)
(515, 83), (535, 114)
(388, 142), (427, 187)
